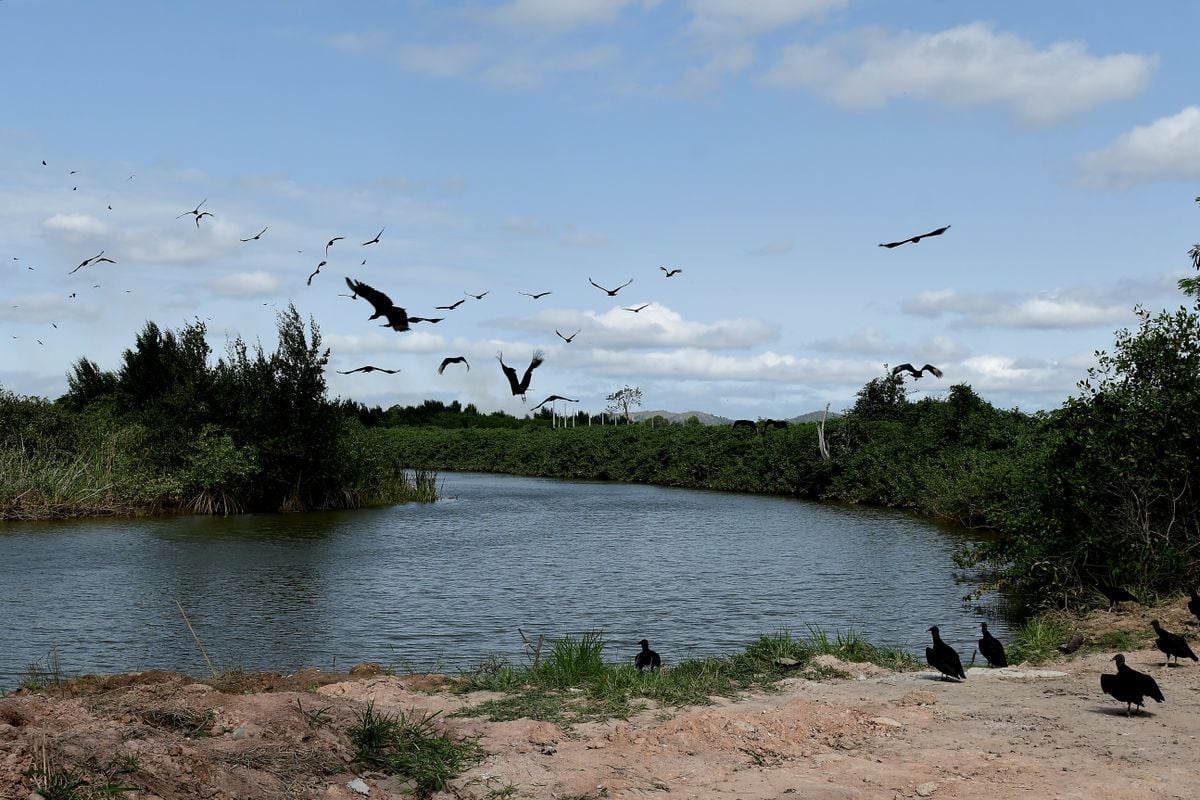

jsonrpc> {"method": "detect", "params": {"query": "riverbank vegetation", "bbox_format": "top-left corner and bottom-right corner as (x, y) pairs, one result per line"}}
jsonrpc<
(0, 306), (435, 520)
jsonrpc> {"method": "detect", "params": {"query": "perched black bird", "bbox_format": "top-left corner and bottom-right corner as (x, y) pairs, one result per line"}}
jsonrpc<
(531, 394), (578, 411)
(623, 304), (650, 313)
(978, 622), (1008, 667)
(1101, 654), (1164, 715)
(337, 366), (400, 375)
(345, 277), (410, 332)
(240, 226), (268, 242)
(635, 639), (661, 672)
(555, 328), (580, 343)
(465, 290), (489, 300)
(436, 299), (466, 311)
(1151, 619), (1198, 666)
(361, 227), (385, 246)
(588, 277), (633, 296)
(892, 363), (943, 379)
(519, 290), (552, 299)
(497, 350), (545, 399)
(925, 626), (965, 681)
(660, 267), (683, 277)
(1097, 584), (1137, 612)
(438, 356), (469, 374)
(879, 225), (950, 249)
(1187, 588), (1200, 624)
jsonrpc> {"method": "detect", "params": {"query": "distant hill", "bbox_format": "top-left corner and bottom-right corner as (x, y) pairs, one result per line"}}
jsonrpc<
(627, 409), (839, 426)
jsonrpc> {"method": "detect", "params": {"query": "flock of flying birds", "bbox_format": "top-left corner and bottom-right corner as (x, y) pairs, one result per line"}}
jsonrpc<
(10, 158), (957, 411)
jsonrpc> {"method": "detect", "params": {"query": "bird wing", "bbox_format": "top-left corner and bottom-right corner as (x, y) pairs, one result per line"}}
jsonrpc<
(879, 240), (906, 248)
(915, 225), (950, 240)
(530, 396), (554, 411)
(614, 278), (633, 292)
(588, 277), (608, 292)
(517, 350), (545, 393)
(1138, 672), (1165, 703)
(891, 363), (916, 376)
(1100, 672), (1120, 700)
(920, 364), (943, 378)
(497, 354), (521, 394)
(380, 306), (410, 332)
(347, 278), (395, 315)
(438, 358), (450, 374)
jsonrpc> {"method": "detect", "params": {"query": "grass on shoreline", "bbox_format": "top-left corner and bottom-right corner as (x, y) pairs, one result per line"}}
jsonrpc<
(451, 628), (918, 724)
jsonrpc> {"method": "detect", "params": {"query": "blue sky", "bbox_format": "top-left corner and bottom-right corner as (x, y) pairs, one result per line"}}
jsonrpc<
(2, 0), (1199, 419)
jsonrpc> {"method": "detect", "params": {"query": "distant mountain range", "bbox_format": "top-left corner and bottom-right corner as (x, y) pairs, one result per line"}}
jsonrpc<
(628, 409), (836, 426)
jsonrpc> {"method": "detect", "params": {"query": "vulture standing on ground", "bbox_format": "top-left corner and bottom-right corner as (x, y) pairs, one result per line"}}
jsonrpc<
(926, 626), (966, 681)
(1101, 654), (1164, 715)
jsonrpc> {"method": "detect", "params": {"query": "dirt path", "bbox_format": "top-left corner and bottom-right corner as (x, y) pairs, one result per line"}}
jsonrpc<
(3, 615), (1199, 799)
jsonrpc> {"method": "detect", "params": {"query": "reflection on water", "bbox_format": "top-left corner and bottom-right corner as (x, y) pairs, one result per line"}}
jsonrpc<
(0, 472), (1006, 684)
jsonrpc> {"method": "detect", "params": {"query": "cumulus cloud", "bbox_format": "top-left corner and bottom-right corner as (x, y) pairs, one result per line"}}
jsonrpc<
(900, 286), (1143, 330)
(1081, 106), (1200, 188)
(396, 42), (488, 78)
(488, 0), (643, 33)
(502, 302), (778, 349)
(209, 271), (281, 298)
(810, 328), (968, 361)
(42, 213), (109, 239)
(685, 0), (847, 39)
(765, 22), (1156, 122)
(0, 292), (100, 324)
(325, 331), (445, 355)
(580, 346), (868, 383)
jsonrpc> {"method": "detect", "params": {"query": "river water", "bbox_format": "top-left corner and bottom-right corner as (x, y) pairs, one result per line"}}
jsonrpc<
(0, 472), (1006, 685)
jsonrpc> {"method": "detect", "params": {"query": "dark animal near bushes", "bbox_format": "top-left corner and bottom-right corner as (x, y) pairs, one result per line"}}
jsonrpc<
(635, 639), (661, 672)
(1097, 584), (1137, 611)
(1101, 654), (1164, 715)
(926, 626), (965, 681)
(1151, 619), (1198, 665)
(732, 419), (756, 431)
(978, 622), (1007, 667)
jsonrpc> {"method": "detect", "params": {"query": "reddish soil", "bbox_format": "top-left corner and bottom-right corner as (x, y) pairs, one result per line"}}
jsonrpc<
(3, 603), (1199, 799)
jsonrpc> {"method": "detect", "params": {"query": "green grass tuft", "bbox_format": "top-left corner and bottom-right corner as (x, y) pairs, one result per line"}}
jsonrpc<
(348, 702), (484, 798)
(1007, 617), (1070, 664)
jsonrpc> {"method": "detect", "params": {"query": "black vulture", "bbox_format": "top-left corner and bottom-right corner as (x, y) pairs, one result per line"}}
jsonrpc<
(324, 236), (344, 258)
(555, 328), (580, 343)
(1057, 634), (1085, 655)
(978, 622), (1008, 667)
(307, 261), (326, 286)
(69, 251), (106, 275)
(879, 225), (950, 249)
(531, 394), (578, 411)
(892, 363), (943, 379)
(362, 227), (385, 246)
(346, 277), (410, 332)
(635, 639), (661, 672)
(240, 226), (268, 242)
(1097, 584), (1137, 611)
(519, 290), (552, 299)
(925, 626), (965, 681)
(497, 350), (544, 399)
(1187, 588), (1200, 624)
(623, 304), (650, 313)
(177, 198), (213, 227)
(1150, 620), (1198, 666)
(407, 316), (444, 324)
(660, 267), (683, 277)
(337, 366), (400, 375)
(588, 277), (633, 296)
(378, 307), (411, 332)
(438, 356), (469, 374)
(436, 299), (466, 311)
(1101, 654), (1164, 715)
(465, 290), (489, 300)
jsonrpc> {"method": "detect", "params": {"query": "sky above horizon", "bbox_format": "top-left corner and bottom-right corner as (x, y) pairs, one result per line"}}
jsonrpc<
(3, 0), (1199, 419)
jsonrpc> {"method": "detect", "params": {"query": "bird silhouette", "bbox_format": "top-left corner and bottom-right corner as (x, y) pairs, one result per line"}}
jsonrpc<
(925, 626), (965, 681)
(531, 394), (578, 411)
(556, 328), (580, 343)
(465, 290), (489, 300)
(879, 225), (950, 248)
(1151, 620), (1198, 666)
(498, 350), (545, 399)
(177, 198), (211, 226)
(346, 277), (410, 332)
(623, 304), (650, 313)
(892, 363), (943, 379)
(1097, 584), (1137, 612)
(660, 267), (683, 277)
(325, 237), (344, 258)
(1188, 588), (1200, 624)
(337, 366), (400, 375)
(68, 251), (107, 275)
(438, 356), (469, 374)
(978, 623), (1008, 667)
(307, 261), (326, 286)
(407, 316), (444, 324)
(589, 277), (633, 296)
(1101, 654), (1164, 715)
(436, 299), (466, 311)
(635, 639), (661, 672)
(361, 227), (385, 246)
(519, 290), (552, 299)
(240, 227), (268, 242)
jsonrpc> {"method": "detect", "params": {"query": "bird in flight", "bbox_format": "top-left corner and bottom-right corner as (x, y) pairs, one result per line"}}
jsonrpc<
(465, 290), (489, 300)
(623, 304), (650, 313)
(307, 261), (327, 286)
(660, 267), (683, 277)
(361, 227), (385, 246)
(325, 237), (344, 258)
(531, 394), (578, 411)
(438, 356), (470, 374)
(346, 276), (410, 332)
(589, 277), (633, 296)
(556, 328), (580, 343)
(241, 227), (268, 242)
(879, 225), (950, 249)
(177, 199), (213, 227)
(337, 366), (400, 375)
(498, 350), (545, 400)
(69, 251), (108, 275)
(407, 316), (444, 324)
(436, 299), (466, 311)
(519, 291), (552, 299)
(891, 363), (943, 379)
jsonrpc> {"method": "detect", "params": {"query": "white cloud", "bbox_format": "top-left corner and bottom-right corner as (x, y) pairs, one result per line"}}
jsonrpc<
(210, 271), (281, 298)
(396, 43), (488, 78)
(685, 0), (847, 39)
(1081, 106), (1200, 188)
(0, 292), (99, 324)
(489, 0), (640, 33)
(766, 22), (1156, 122)
(325, 331), (446, 355)
(747, 239), (793, 257)
(810, 328), (968, 361)
(502, 302), (778, 349)
(559, 229), (611, 247)
(581, 346), (868, 383)
(901, 286), (1139, 329)
(41, 213), (109, 240)
(329, 31), (391, 54)
(482, 46), (616, 87)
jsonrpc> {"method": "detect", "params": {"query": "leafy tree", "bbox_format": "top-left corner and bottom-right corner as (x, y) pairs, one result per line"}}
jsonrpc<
(606, 385), (643, 423)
